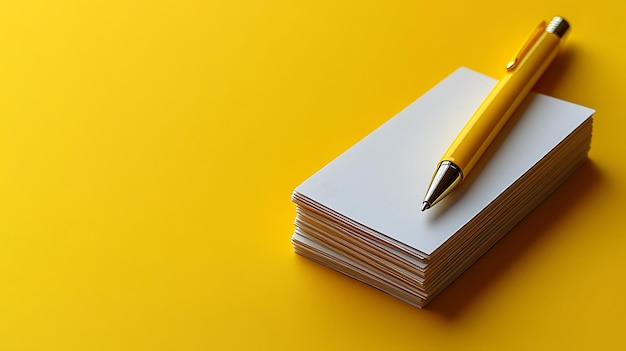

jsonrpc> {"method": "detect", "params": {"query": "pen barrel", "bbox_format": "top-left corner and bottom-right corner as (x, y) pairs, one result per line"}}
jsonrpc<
(443, 31), (563, 175)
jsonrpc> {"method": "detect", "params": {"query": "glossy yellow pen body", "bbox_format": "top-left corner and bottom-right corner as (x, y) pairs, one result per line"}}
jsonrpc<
(422, 16), (570, 211)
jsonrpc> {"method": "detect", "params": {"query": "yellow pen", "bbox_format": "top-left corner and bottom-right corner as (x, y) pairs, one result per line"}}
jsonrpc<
(422, 16), (570, 211)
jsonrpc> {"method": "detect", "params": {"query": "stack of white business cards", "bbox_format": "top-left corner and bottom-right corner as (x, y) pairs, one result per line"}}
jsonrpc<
(291, 67), (594, 308)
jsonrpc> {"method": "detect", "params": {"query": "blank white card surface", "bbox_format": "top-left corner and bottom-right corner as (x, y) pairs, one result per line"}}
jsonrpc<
(294, 67), (595, 255)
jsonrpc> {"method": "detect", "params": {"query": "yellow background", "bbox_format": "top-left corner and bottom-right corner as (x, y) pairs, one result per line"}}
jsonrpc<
(0, 0), (624, 349)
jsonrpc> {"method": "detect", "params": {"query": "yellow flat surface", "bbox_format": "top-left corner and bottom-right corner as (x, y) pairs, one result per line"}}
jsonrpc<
(0, 0), (624, 349)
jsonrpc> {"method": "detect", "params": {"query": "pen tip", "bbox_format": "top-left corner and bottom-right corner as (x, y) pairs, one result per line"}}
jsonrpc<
(421, 202), (430, 212)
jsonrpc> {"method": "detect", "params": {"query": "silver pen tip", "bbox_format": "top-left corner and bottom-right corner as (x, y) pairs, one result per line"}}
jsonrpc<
(421, 202), (430, 212)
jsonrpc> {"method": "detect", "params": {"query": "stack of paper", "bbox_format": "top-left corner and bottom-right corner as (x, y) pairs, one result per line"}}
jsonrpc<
(291, 67), (594, 308)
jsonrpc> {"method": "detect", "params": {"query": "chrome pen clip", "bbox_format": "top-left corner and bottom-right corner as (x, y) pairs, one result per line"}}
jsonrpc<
(506, 21), (547, 71)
